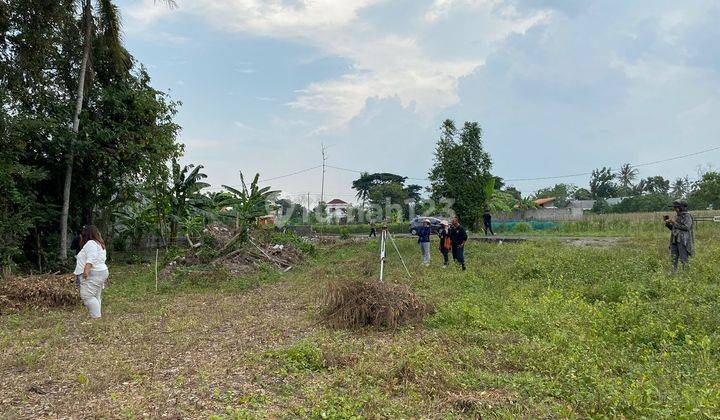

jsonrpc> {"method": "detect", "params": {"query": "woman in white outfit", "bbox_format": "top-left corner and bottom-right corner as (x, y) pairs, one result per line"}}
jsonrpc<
(74, 225), (109, 319)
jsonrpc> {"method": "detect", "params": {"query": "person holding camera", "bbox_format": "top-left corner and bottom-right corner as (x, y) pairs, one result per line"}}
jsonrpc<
(664, 199), (694, 272)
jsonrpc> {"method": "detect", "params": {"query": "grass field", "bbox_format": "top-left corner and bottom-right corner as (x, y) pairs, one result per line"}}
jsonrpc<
(2, 225), (720, 417)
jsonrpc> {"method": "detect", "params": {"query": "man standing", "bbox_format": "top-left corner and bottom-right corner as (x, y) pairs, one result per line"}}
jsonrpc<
(482, 209), (494, 236)
(664, 199), (694, 272)
(369, 221), (377, 237)
(449, 217), (467, 270)
(417, 219), (432, 266)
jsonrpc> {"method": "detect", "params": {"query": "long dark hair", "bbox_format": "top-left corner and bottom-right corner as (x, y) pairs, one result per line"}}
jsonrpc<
(80, 225), (106, 250)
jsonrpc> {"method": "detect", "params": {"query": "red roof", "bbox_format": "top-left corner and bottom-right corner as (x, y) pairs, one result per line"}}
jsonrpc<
(533, 197), (556, 206)
(326, 198), (348, 205)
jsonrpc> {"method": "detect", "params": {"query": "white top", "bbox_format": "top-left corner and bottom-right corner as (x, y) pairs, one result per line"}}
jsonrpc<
(74, 240), (108, 275)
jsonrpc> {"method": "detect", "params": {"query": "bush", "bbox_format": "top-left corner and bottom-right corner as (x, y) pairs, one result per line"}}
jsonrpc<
(513, 222), (532, 233)
(339, 227), (350, 240)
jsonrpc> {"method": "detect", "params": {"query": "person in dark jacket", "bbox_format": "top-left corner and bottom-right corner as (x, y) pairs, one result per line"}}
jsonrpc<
(70, 228), (83, 256)
(482, 209), (494, 236)
(664, 199), (694, 271)
(449, 217), (467, 270)
(417, 219), (432, 266)
(438, 220), (451, 267)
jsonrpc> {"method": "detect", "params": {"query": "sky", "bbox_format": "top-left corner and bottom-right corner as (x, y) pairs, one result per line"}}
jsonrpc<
(116, 0), (720, 205)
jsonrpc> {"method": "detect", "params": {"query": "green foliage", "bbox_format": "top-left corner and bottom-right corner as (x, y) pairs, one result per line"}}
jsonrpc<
(167, 159), (210, 239)
(609, 193), (673, 213)
(429, 119), (494, 227)
(222, 173), (279, 230)
(264, 342), (326, 374)
(573, 187), (592, 200)
(534, 183), (577, 207)
(512, 221), (531, 233)
(590, 167), (618, 199)
(339, 227), (350, 239)
(592, 198), (611, 214)
(635, 176), (670, 195)
(689, 171), (720, 210)
(0, 2), (181, 268)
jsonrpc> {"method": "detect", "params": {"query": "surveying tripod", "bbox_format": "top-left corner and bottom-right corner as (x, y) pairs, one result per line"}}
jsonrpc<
(378, 226), (412, 282)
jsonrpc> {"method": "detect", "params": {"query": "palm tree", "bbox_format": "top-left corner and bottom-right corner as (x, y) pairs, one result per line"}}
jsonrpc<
(671, 176), (690, 199)
(60, 0), (176, 259)
(617, 163), (638, 195)
(352, 172), (372, 208)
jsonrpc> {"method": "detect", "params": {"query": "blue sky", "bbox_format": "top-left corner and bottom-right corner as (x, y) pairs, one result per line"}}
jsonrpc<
(117, 0), (720, 205)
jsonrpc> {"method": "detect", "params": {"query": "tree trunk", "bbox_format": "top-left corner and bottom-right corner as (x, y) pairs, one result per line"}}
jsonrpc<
(60, 0), (92, 261)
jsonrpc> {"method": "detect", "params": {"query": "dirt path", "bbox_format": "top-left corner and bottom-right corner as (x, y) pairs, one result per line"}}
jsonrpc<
(0, 278), (321, 418)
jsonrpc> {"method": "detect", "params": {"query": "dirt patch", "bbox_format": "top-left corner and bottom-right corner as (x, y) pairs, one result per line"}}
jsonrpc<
(561, 237), (627, 247)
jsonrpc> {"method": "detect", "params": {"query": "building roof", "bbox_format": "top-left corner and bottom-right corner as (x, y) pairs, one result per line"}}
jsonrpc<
(533, 197), (556, 206)
(326, 198), (348, 205)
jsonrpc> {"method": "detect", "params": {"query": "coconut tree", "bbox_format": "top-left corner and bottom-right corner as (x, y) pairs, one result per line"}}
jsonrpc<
(671, 176), (690, 199)
(59, 0), (176, 259)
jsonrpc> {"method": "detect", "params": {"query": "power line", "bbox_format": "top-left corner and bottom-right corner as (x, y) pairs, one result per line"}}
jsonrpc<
(505, 145), (720, 182)
(260, 165), (322, 182)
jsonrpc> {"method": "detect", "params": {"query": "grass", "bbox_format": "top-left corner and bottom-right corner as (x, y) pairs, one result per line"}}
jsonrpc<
(1, 227), (720, 417)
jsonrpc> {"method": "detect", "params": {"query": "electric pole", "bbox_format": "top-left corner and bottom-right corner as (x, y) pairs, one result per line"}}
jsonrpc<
(320, 142), (327, 204)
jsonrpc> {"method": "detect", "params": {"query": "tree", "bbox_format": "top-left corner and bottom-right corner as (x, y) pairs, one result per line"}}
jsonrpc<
(167, 160), (210, 240)
(573, 188), (592, 200)
(428, 119), (494, 228)
(636, 176), (670, 195)
(671, 177), (690, 198)
(589, 167), (618, 199)
(534, 183), (577, 208)
(609, 194), (672, 213)
(617, 163), (638, 194)
(222, 173), (279, 231)
(2, 1), (181, 268)
(59, 0), (176, 260)
(504, 186), (522, 200)
(689, 172), (720, 210)
(351, 172), (372, 206)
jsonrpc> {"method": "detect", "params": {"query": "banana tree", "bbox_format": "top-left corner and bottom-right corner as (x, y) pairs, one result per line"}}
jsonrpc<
(168, 159), (210, 240)
(222, 173), (279, 231)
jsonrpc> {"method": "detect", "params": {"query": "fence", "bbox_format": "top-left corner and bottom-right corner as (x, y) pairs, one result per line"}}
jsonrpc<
(493, 207), (584, 222)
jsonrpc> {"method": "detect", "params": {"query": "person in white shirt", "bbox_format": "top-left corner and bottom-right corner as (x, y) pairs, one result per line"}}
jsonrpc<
(74, 225), (109, 319)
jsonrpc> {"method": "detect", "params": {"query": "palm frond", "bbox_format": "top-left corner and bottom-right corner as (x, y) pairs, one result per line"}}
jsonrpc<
(97, 0), (131, 71)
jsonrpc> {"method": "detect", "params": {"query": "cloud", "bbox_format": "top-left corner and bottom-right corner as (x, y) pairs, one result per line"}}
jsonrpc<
(122, 0), (550, 127)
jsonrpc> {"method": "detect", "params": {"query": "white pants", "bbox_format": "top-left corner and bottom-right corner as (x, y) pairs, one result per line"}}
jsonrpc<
(79, 270), (108, 318)
(420, 242), (430, 264)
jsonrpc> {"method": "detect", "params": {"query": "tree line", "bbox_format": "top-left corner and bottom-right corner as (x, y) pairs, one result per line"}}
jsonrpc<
(0, 1), (280, 272)
(530, 164), (720, 213)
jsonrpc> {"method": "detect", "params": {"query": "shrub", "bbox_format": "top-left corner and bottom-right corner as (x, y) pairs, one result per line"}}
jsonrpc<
(513, 222), (531, 233)
(339, 227), (350, 240)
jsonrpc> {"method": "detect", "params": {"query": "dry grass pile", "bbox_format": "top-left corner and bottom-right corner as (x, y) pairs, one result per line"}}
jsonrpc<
(322, 279), (433, 329)
(165, 223), (305, 275)
(0, 274), (79, 312)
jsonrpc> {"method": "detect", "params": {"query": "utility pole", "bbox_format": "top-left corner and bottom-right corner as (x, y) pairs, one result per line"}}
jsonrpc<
(320, 142), (327, 204)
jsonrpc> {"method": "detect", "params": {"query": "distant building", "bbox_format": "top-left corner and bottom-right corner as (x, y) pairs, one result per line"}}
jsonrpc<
(326, 198), (349, 222)
(569, 197), (627, 210)
(533, 197), (558, 208)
